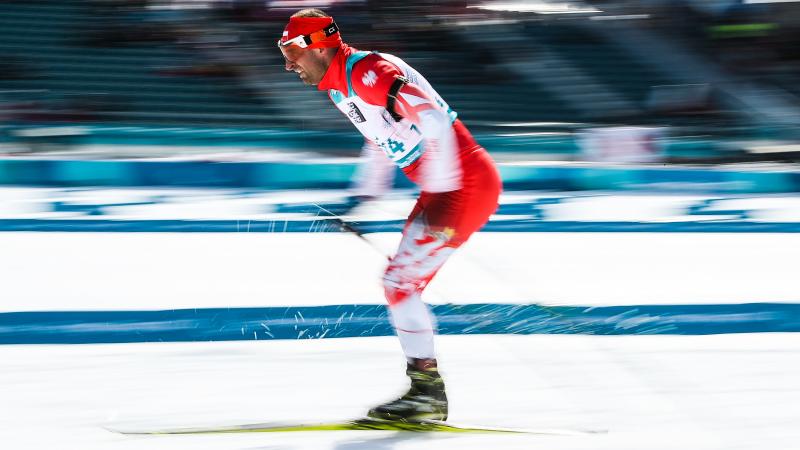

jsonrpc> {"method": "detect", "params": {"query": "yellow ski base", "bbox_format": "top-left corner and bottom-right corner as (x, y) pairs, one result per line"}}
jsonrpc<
(113, 418), (603, 436)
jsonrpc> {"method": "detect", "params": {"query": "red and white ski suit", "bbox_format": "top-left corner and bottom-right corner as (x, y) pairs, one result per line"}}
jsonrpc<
(318, 45), (501, 358)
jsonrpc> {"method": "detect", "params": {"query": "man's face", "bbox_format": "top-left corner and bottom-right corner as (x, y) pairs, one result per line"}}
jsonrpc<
(280, 45), (328, 86)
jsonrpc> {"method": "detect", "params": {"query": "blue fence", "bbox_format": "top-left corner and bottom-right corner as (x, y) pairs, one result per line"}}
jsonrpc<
(2, 218), (800, 233)
(2, 303), (798, 344)
(2, 158), (800, 192)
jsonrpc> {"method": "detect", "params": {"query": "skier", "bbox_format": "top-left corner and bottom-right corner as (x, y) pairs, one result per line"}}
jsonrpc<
(278, 9), (501, 422)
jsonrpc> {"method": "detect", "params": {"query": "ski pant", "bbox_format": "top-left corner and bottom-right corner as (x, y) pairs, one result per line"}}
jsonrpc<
(385, 148), (501, 360)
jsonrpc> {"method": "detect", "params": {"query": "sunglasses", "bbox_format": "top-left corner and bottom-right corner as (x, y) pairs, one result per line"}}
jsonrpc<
(278, 22), (339, 49)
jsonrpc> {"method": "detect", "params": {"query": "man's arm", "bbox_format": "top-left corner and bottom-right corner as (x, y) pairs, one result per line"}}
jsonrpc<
(352, 56), (462, 193)
(388, 80), (462, 193)
(350, 139), (396, 198)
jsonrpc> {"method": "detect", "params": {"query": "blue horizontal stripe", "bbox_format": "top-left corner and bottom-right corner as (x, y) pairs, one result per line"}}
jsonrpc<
(1, 303), (798, 344)
(1, 219), (800, 233)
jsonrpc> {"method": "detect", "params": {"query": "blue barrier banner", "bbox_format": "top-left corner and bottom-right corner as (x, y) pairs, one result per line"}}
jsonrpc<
(2, 219), (800, 233)
(1, 303), (798, 344)
(1, 158), (799, 192)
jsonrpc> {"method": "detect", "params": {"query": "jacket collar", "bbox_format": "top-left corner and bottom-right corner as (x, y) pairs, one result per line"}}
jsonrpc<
(317, 44), (355, 93)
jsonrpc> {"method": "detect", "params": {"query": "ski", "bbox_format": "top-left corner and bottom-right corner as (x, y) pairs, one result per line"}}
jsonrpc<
(111, 417), (604, 436)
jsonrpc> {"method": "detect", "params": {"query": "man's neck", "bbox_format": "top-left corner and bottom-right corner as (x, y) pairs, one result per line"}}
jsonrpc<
(317, 44), (354, 93)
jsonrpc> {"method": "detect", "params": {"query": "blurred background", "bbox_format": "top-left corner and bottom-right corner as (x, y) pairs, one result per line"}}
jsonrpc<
(1, 0), (799, 164)
(2, 3), (800, 450)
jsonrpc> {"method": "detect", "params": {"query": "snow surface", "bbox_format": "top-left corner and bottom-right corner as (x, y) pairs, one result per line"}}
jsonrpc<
(1, 224), (799, 449)
(3, 187), (800, 223)
(1, 335), (798, 450)
(1, 232), (798, 312)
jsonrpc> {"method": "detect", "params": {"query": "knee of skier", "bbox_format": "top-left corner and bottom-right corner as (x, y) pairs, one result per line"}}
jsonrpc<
(382, 265), (416, 306)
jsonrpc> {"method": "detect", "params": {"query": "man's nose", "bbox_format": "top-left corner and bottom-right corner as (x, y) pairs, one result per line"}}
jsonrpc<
(285, 60), (295, 71)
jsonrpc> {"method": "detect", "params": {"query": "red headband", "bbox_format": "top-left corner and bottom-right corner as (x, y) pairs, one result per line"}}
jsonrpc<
(281, 16), (342, 49)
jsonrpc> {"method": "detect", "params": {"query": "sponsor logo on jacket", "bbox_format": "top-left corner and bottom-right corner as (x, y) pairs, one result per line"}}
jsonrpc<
(347, 102), (366, 123)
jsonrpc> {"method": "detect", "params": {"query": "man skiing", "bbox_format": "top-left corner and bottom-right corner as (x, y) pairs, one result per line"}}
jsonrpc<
(278, 9), (502, 422)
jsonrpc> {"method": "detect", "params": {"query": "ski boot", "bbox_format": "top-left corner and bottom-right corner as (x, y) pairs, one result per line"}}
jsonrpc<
(367, 358), (448, 422)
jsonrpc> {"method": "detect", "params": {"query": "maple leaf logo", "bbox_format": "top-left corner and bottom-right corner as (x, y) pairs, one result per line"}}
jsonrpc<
(362, 70), (378, 87)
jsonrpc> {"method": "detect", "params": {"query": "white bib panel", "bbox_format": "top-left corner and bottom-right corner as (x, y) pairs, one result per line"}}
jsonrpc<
(329, 51), (457, 169)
